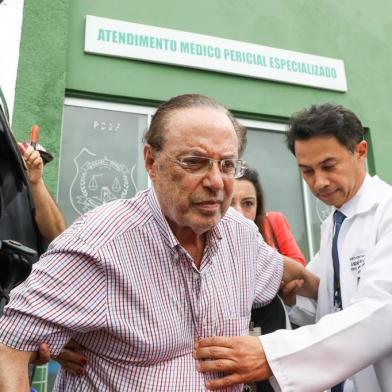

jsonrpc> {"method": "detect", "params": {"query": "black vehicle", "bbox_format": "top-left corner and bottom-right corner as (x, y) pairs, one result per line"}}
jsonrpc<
(0, 103), (39, 315)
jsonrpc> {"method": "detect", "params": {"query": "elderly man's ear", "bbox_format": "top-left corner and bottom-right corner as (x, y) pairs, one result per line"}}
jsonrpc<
(144, 145), (158, 180)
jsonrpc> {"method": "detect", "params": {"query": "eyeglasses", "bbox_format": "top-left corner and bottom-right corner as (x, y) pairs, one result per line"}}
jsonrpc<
(163, 153), (246, 179)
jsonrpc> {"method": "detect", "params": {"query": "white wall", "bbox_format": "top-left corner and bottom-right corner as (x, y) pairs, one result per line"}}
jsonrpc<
(0, 0), (24, 123)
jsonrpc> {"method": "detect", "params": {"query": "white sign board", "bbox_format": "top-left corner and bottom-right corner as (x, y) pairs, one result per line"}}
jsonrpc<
(85, 15), (347, 92)
(0, 0), (24, 122)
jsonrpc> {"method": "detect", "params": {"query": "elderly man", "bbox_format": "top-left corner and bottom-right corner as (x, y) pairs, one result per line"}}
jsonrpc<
(0, 94), (316, 391)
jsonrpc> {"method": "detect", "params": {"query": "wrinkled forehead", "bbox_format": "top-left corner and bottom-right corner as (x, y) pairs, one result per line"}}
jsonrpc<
(163, 107), (238, 153)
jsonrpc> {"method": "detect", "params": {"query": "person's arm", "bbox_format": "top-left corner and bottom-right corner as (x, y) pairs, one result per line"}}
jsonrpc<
(35, 341), (88, 376)
(193, 259), (318, 389)
(282, 256), (319, 300)
(0, 224), (107, 381)
(194, 336), (271, 390)
(260, 207), (392, 391)
(280, 255), (321, 322)
(195, 299), (392, 390)
(0, 343), (33, 392)
(18, 143), (65, 241)
(193, 257), (319, 389)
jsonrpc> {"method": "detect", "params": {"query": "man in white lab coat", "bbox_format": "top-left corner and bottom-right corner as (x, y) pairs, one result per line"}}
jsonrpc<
(195, 103), (392, 392)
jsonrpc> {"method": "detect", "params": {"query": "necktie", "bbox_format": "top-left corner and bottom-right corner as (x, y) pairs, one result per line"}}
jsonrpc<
(331, 210), (346, 392)
(332, 210), (346, 311)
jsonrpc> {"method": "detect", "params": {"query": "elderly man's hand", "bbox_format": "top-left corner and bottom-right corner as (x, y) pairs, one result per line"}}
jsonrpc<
(193, 336), (272, 390)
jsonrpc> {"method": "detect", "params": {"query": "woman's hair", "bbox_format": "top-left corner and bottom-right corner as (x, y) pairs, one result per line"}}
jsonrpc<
(238, 167), (267, 238)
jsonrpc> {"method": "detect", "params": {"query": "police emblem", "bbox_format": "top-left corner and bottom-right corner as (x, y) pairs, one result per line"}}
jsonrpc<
(69, 148), (135, 215)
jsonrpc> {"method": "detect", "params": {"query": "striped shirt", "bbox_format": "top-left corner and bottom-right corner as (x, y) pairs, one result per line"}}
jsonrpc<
(0, 188), (283, 391)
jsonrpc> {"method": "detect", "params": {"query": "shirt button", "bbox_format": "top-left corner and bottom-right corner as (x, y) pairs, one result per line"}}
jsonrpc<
(193, 272), (199, 280)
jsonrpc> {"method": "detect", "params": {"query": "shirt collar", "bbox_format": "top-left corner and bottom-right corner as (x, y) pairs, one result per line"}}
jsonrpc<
(337, 174), (376, 218)
(147, 187), (180, 250)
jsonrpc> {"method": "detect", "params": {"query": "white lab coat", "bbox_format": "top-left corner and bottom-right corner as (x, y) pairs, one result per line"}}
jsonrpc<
(261, 175), (392, 392)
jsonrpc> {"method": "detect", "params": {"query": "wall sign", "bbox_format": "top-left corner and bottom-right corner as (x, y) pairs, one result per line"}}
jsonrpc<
(85, 15), (347, 92)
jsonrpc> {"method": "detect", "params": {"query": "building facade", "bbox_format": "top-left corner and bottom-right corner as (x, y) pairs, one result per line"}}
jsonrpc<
(9, 0), (392, 259)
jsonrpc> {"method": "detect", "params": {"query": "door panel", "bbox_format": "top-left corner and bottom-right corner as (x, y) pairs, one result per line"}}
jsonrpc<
(242, 126), (310, 261)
